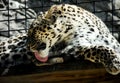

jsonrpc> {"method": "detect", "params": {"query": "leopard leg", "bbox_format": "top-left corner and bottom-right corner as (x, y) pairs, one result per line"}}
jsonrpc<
(61, 45), (120, 75)
(84, 46), (120, 75)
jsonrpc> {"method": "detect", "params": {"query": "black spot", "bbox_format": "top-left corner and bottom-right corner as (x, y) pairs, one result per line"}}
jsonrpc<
(63, 8), (66, 11)
(47, 27), (52, 30)
(60, 21), (63, 23)
(3, 46), (5, 49)
(63, 15), (66, 18)
(49, 40), (52, 48)
(92, 51), (96, 56)
(84, 19), (89, 24)
(68, 17), (70, 19)
(45, 33), (49, 36)
(104, 40), (109, 45)
(73, 14), (76, 16)
(105, 35), (108, 38)
(87, 31), (91, 33)
(17, 41), (24, 46)
(95, 59), (99, 63)
(68, 48), (74, 53)
(64, 26), (72, 33)
(43, 25), (47, 28)
(96, 35), (99, 38)
(51, 32), (56, 38)
(57, 35), (62, 41)
(91, 57), (94, 60)
(84, 49), (90, 54)
(98, 46), (104, 49)
(54, 24), (57, 28)
(91, 47), (97, 51)
(59, 15), (63, 18)
(99, 32), (102, 34)
(3, 49), (6, 52)
(79, 35), (84, 37)
(1, 46), (6, 52)
(77, 11), (80, 13)
(57, 10), (61, 14)
(96, 56), (99, 60)
(72, 18), (75, 20)
(10, 49), (18, 53)
(96, 49), (101, 54)
(72, 9), (75, 12)
(13, 39), (19, 43)
(18, 36), (23, 39)
(12, 54), (21, 60)
(8, 40), (12, 43)
(78, 8), (80, 10)
(90, 28), (94, 32)
(8, 45), (16, 49)
(0, 42), (5, 46)
(42, 29), (46, 32)
(74, 34), (78, 37)
(22, 36), (27, 40)
(57, 29), (62, 32)
(86, 52), (91, 58)
(67, 9), (70, 12)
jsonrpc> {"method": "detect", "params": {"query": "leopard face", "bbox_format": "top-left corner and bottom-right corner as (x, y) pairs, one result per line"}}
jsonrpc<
(27, 15), (59, 62)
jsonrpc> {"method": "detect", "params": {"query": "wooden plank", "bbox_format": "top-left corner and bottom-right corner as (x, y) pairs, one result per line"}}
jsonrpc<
(0, 68), (120, 83)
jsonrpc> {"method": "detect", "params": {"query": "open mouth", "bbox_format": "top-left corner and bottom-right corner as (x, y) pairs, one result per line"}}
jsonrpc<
(34, 52), (48, 63)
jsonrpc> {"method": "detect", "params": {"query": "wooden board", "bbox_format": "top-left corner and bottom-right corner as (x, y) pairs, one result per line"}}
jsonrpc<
(0, 60), (120, 83)
(0, 68), (120, 83)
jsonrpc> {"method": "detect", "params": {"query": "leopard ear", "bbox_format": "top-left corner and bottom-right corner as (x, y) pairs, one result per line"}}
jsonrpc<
(50, 15), (57, 24)
(43, 15), (56, 24)
(51, 5), (58, 11)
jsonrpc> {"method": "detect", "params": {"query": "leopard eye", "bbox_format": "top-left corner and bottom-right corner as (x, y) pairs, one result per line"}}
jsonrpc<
(57, 10), (61, 14)
(36, 42), (46, 50)
(50, 15), (56, 23)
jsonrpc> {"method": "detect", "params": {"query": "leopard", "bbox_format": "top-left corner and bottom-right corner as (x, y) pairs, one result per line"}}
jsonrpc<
(0, 34), (31, 75)
(0, 4), (120, 76)
(27, 4), (120, 75)
(0, 33), (63, 75)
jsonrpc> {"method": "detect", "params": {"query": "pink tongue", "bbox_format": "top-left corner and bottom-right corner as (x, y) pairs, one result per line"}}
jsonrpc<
(34, 52), (48, 62)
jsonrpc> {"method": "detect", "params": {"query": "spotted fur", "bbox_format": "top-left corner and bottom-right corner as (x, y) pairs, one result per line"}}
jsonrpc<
(27, 4), (120, 75)
(0, 33), (64, 75)
(0, 4), (120, 75)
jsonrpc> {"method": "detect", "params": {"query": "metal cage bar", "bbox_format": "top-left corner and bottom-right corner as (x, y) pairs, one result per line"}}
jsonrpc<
(0, 0), (120, 41)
